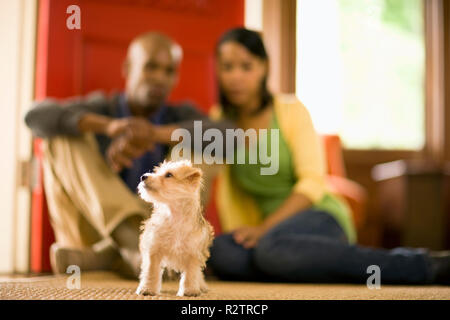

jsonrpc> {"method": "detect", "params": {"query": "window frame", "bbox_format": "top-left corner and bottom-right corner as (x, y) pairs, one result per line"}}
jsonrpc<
(265, 0), (449, 165)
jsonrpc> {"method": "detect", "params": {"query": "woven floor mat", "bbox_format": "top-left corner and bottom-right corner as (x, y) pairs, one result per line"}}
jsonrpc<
(1, 271), (449, 300)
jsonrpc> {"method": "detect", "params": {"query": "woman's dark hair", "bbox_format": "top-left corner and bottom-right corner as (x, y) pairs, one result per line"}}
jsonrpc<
(216, 27), (273, 119)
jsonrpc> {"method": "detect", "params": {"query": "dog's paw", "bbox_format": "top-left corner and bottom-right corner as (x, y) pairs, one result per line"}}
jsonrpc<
(179, 289), (201, 297)
(136, 284), (158, 296)
(200, 284), (209, 293)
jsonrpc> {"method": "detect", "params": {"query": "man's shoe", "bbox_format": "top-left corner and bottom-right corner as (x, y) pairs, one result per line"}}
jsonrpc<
(49, 239), (121, 274)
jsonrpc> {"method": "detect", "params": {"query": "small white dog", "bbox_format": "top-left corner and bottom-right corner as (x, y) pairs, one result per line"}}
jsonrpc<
(136, 160), (214, 297)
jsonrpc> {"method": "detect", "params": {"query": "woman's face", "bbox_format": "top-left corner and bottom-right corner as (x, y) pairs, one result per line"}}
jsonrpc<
(217, 41), (267, 111)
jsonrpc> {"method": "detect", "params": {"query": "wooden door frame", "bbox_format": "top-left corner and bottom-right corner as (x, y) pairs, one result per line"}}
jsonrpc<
(0, 0), (37, 274)
(424, 0), (446, 164)
(443, 0), (450, 162)
(262, 0), (296, 94)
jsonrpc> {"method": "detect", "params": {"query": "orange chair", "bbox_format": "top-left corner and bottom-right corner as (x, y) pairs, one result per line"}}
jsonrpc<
(321, 135), (368, 230)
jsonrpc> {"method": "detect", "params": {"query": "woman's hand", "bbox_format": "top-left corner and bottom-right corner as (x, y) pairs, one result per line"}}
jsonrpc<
(232, 225), (267, 249)
(232, 193), (314, 249)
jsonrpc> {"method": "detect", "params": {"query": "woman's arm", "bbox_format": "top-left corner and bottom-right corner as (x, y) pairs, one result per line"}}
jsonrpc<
(260, 192), (312, 232)
(233, 192), (312, 248)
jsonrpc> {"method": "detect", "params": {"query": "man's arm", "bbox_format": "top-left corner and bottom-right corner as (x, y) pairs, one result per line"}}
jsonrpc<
(160, 103), (237, 153)
(170, 103), (236, 135)
(24, 92), (115, 138)
(78, 113), (132, 138)
(101, 104), (235, 172)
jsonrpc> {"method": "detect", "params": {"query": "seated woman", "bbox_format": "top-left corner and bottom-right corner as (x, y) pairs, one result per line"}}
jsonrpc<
(207, 27), (450, 285)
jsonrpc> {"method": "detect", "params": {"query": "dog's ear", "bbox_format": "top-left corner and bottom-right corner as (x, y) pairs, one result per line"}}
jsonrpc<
(181, 167), (203, 184)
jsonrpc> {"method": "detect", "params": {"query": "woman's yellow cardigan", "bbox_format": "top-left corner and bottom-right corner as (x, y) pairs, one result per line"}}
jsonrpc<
(211, 94), (351, 236)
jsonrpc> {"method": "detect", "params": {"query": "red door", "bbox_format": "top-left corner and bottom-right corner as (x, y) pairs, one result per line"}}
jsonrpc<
(32, 0), (244, 272)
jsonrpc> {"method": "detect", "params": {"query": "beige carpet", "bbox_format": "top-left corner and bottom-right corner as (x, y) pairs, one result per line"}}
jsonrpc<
(0, 271), (449, 300)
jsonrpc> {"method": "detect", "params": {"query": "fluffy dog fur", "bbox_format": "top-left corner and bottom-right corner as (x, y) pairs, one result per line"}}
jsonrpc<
(136, 160), (214, 296)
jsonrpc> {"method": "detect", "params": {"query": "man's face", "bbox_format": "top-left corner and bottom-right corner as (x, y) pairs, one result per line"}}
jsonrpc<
(125, 43), (179, 110)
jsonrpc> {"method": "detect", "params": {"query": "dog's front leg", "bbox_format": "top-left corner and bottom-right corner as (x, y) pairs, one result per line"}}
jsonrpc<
(177, 259), (202, 297)
(136, 253), (162, 296)
(199, 272), (209, 293)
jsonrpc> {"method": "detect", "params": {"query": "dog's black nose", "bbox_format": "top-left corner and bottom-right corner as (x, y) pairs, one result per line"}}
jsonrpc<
(140, 175), (148, 182)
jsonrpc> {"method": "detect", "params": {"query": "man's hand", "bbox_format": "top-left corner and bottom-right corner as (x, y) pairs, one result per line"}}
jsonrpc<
(232, 225), (268, 249)
(80, 114), (175, 150)
(105, 117), (181, 172)
(106, 132), (152, 173)
(106, 117), (154, 147)
(105, 117), (157, 172)
(105, 118), (130, 138)
(122, 117), (156, 150)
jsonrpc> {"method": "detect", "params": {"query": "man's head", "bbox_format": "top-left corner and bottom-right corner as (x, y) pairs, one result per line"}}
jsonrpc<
(123, 32), (182, 114)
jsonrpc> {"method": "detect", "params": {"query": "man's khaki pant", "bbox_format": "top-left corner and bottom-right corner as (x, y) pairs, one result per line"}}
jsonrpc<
(42, 133), (150, 248)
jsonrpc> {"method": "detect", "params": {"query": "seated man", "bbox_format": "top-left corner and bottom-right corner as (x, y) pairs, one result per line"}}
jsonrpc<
(25, 31), (231, 278)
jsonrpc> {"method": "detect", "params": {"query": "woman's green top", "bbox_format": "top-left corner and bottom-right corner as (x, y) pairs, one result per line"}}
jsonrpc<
(230, 113), (357, 243)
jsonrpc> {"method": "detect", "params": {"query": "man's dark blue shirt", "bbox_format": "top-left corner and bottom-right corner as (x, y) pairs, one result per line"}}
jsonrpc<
(117, 94), (168, 192)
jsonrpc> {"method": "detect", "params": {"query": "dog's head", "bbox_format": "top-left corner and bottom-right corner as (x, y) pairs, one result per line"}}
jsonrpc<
(138, 159), (203, 203)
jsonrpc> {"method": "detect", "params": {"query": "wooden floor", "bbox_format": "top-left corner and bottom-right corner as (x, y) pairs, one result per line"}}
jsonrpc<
(1, 271), (449, 300)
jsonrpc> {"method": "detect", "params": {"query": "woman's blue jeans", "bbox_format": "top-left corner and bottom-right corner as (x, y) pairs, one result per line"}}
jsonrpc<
(207, 209), (434, 284)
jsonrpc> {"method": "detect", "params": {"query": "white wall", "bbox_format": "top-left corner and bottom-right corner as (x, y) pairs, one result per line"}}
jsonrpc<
(0, 0), (37, 273)
(245, 0), (263, 31)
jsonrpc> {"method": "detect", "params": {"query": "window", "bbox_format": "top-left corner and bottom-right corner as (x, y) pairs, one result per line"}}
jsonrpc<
(296, 0), (426, 150)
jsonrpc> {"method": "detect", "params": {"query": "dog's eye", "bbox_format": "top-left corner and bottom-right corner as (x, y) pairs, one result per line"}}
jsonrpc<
(165, 172), (173, 178)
